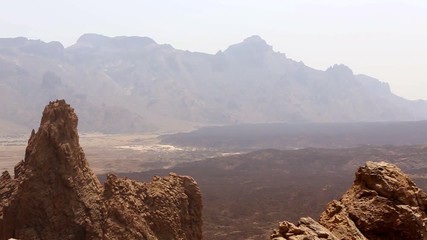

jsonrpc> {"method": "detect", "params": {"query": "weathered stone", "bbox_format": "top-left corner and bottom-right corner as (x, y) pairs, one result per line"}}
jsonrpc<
(273, 161), (427, 240)
(272, 217), (338, 240)
(0, 100), (203, 240)
(103, 173), (202, 240)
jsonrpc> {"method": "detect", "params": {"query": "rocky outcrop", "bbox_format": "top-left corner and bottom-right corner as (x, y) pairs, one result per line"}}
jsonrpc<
(2, 99), (105, 239)
(0, 171), (17, 237)
(271, 217), (338, 240)
(0, 100), (202, 240)
(103, 174), (202, 240)
(272, 161), (427, 240)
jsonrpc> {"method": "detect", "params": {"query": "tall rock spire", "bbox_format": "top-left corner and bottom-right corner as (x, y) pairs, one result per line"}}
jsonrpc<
(3, 100), (104, 239)
(0, 100), (203, 240)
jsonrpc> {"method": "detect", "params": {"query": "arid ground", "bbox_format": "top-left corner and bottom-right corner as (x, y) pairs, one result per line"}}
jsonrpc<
(0, 133), (241, 175)
(2, 127), (427, 240)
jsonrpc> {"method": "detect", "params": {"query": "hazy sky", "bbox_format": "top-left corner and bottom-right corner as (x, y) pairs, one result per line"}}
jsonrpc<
(1, 0), (426, 100)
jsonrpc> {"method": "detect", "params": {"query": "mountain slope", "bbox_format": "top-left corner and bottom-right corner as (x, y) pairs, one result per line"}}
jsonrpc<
(1, 34), (426, 133)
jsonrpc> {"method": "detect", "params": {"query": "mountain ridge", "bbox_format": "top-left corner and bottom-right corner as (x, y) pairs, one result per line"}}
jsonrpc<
(1, 34), (426, 134)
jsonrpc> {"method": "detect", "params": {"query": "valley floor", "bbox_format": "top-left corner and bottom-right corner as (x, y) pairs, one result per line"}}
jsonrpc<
(3, 133), (427, 239)
(0, 133), (240, 175)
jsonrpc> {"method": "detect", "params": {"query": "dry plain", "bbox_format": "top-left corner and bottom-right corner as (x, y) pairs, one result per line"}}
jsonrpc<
(0, 133), (238, 175)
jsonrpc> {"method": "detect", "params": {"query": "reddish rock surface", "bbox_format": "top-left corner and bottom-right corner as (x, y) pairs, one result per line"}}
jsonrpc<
(272, 161), (427, 240)
(0, 100), (202, 240)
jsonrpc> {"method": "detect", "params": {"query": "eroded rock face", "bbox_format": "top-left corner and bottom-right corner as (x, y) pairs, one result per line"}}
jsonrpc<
(2, 99), (105, 239)
(0, 100), (202, 240)
(103, 173), (202, 240)
(271, 217), (338, 240)
(272, 161), (427, 240)
(0, 171), (17, 237)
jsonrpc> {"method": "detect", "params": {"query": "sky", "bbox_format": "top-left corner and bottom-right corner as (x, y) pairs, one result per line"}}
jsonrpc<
(1, 0), (426, 100)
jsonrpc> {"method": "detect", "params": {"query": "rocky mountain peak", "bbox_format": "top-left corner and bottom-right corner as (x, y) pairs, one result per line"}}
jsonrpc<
(1, 35), (427, 134)
(74, 33), (156, 50)
(272, 161), (427, 240)
(75, 33), (113, 46)
(243, 35), (268, 44)
(0, 100), (203, 240)
(326, 64), (355, 79)
(0, 37), (29, 49)
(224, 35), (274, 59)
(0, 37), (64, 58)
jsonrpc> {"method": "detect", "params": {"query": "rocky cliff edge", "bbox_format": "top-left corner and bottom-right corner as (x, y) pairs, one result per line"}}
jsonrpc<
(0, 100), (202, 240)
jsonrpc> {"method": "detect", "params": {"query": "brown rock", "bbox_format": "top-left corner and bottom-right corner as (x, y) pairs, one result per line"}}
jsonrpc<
(271, 217), (338, 240)
(320, 161), (427, 240)
(273, 161), (427, 240)
(0, 100), (202, 240)
(103, 173), (202, 240)
(2, 100), (105, 239)
(319, 200), (366, 240)
(0, 171), (18, 238)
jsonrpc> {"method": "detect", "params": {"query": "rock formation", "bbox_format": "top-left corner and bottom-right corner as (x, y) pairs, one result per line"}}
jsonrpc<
(271, 161), (427, 240)
(270, 217), (338, 240)
(0, 100), (202, 240)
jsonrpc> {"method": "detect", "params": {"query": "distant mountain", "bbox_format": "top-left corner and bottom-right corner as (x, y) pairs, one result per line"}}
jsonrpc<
(1, 34), (426, 134)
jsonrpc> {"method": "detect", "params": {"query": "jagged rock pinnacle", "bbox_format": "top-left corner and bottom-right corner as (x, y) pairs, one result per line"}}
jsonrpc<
(39, 99), (78, 136)
(2, 99), (105, 239)
(0, 100), (203, 240)
(25, 100), (87, 168)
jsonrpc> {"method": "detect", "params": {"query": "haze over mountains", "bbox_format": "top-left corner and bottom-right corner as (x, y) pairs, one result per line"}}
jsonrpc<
(1, 34), (427, 134)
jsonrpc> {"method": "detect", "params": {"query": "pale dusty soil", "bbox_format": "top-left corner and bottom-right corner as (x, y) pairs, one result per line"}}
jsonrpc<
(0, 133), (238, 175)
(0, 134), (27, 173)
